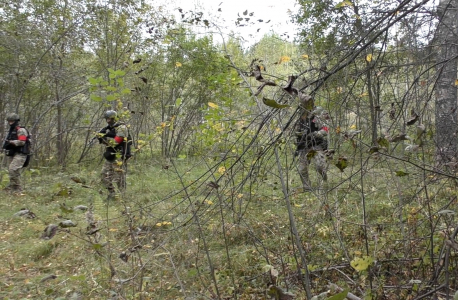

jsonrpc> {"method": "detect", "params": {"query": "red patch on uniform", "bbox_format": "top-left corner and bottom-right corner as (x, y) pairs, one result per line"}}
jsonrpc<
(114, 136), (124, 144)
(18, 135), (27, 141)
(322, 126), (329, 132)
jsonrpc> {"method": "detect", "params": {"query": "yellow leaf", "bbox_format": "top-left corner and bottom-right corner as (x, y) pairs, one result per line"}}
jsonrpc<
(156, 223), (162, 227)
(359, 92), (369, 97)
(109, 228), (118, 232)
(351, 256), (374, 271)
(336, 126), (341, 134)
(208, 102), (218, 109)
(218, 166), (226, 174)
(336, 87), (343, 93)
(175, 62), (182, 67)
(455, 79), (458, 86)
(279, 56), (291, 64)
(301, 54), (309, 59)
(336, 0), (353, 8)
(205, 200), (213, 205)
(366, 54), (372, 62)
(350, 124), (357, 129)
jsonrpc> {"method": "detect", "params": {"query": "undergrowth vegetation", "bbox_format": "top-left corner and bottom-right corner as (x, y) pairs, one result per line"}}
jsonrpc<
(1, 146), (458, 299)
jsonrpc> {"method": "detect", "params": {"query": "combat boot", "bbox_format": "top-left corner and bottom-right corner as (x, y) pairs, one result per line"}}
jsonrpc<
(3, 185), (21, 193)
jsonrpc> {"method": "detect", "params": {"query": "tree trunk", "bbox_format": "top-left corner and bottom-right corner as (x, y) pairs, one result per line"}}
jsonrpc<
(435, 0), (458, 163)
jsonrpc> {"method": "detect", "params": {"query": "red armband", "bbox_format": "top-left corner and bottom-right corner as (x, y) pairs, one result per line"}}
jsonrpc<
(322, 126), (329, 132)
(114, 136), (124, 144)
(18, 135), (27, 141)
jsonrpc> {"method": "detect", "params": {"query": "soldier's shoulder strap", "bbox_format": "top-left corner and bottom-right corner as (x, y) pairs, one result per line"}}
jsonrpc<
(113, 122), (126, 128)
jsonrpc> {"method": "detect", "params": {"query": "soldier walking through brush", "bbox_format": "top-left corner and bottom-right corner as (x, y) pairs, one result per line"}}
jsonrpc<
(2, 113), (31, 193)
(97, 110), (131, 201)
(295, 106), (330, 191)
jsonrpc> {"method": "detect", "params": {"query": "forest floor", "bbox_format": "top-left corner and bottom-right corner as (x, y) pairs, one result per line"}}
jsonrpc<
(1, 156), (457, 299)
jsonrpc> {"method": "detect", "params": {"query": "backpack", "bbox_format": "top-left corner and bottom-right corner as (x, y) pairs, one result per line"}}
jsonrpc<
(19, 126), (33, 155)
(20, 126), (33, 167)
(112, 123), (133, 161)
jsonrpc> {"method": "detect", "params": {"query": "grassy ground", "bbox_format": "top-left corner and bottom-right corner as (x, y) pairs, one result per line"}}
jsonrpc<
(1, 153), (458, 299)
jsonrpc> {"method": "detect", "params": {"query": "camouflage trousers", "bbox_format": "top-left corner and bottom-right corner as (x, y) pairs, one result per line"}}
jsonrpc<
(297, 149), (328, 190)
(7, 153), (27, 191)
(101, 159), (126, 197)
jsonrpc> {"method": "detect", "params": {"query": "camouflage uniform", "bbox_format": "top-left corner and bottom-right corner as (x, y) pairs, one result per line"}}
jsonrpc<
(100, 122), (129, 200)
(295, 109), (329, 191)
(7, 153), (28, 191)
(2, 116), (29, 192)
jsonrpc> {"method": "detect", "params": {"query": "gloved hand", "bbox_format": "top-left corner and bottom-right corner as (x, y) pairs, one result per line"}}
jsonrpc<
(99, 127), (108, 134)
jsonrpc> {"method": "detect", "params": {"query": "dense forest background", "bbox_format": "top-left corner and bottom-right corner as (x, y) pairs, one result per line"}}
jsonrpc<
(1, 0), (458, 299)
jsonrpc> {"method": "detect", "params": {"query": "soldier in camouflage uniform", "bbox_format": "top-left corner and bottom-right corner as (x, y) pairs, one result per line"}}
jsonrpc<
(295, 107), (330, 191)
(2, 113), (30, 193)
(97, 110), (129, 201)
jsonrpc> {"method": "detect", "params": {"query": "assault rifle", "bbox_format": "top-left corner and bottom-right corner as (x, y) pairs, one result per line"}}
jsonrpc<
(2, 130), (12, 154)
(88, 125), (110, 147)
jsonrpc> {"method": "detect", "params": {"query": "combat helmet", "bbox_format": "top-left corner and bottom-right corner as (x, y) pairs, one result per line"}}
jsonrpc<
(104, 110), (117, 119)
(6, 113), (20, 122)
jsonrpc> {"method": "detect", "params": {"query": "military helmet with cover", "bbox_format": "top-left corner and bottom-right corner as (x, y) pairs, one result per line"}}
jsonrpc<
(104, 110), (117, 119)
(6, 113), (20, 122)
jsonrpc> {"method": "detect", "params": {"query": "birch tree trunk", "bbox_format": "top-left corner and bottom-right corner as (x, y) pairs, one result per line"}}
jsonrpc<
(435, 0), (458, 163)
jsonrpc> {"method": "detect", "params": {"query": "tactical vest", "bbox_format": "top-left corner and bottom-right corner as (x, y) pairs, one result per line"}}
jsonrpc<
(2, 126), (31, 156)
(104, 123), (132, 161)
(295, 116), (327, 152)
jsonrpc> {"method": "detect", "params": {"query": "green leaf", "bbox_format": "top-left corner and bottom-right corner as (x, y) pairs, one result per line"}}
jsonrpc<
(262, 97), (290, 109)
(327, 289), (349, 300)
(350, 256), (373, 271)
(106, 86), (117, 91)
(90, 95), (102, 102)
(377, 137), (389, 148)
(395, 170), (409, 177)
(106, 94), (117, 101)
(88, 77), (99, 85)
(114, 69), (126, 76)
(335, 157), (348, 172)
(176, 98), (182, 106)
(121, 88), (131, 95)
